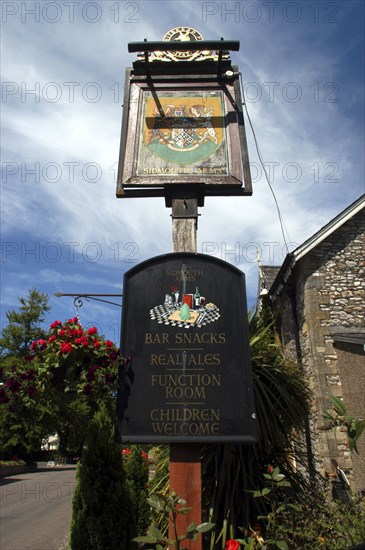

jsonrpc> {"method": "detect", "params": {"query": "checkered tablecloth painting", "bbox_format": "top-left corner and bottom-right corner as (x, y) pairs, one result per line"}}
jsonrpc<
(150, 304), (220, 329)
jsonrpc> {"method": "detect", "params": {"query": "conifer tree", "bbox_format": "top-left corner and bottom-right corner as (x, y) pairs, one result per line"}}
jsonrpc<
(69, 402), (136, 550)
(0, 288), (50, 357)
(123, 445), (151, 536)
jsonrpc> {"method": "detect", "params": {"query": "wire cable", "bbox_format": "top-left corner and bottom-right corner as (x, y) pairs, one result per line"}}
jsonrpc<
(239, 72), (290, 255)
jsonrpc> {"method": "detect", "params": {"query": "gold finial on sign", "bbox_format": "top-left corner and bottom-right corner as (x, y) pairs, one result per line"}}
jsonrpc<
(136, 27), (230, 63)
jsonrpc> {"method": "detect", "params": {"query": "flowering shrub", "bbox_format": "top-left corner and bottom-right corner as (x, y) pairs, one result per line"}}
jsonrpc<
(0, 317), (123, 456)
(122, 447), (148, 461)
(27, 317), (120, 398)
(0, 317), (121, 423)
(0, 364), (37, 406)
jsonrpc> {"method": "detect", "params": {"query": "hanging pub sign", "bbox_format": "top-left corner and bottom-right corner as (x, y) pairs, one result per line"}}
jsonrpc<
(116, 253), (256, 443)
(116, 27), (252, 199)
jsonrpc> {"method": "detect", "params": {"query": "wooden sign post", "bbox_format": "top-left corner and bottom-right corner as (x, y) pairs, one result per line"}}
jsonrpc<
(170, 192), (201, 548)
(116, 28), (255, 548)
(169, 445), (202, 548)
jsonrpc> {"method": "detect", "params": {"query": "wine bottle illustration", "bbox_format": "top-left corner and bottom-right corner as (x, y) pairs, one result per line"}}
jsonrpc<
(194, 286), (201, 308)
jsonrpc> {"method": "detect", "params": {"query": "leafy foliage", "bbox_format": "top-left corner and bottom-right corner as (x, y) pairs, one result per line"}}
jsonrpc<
(274, 497), (365, 549)
(133, 491), (214, 550)
(323, 395), (365, 454)
(202, 308), (313, 547)
(238, 466), (365, 549)
(69, 403), (136, 550)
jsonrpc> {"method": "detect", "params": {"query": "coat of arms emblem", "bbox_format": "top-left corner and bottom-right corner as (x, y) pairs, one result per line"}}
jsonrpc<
(142, 95), (224, 165)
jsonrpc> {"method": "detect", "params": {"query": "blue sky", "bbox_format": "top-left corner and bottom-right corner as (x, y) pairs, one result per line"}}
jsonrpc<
(1, 0), (364, 343)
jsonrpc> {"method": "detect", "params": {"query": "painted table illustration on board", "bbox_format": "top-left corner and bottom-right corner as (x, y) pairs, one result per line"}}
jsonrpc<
(150, 263), (220, 329)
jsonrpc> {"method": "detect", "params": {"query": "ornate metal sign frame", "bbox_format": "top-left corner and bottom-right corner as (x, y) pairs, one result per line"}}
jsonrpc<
(117, 70), (252, 198)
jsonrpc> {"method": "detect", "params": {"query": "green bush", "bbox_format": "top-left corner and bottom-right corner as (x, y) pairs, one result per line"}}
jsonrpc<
(0, 459), (26, 467)
(233, 465), (365, 550)
(69, 403), (136, 550)
(272, 496), (365, 549)
(123, 445), (151, 536)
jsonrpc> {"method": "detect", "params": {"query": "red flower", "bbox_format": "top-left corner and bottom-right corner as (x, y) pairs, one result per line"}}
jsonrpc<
(22, 370), (36, 381)
(0, 388), (9, 404)
(83, 384), (93, 395)
(87, 366), (100, 381)
(105, 340), (113, 348)
(225, 540), (240, 550)
(50, 320), (62, 329)
(60, 342), (73, 354)
(81, 338), (89, 347)
(68, 328), (81, 338)
(93, 340), (101, 348)
(87, 327), (98, 335)
(48, 335), (56, 343)
(59, 329), (66, 337)
(122, 448), (131, 457)
(108, 350), (119, 361)
(267, 464), (274, 473)
(30, 339), (46, 351)
(5, 378), (21, 393)
(141, 451), (147, 460)
(104, 373), (115, 384)
(27, 385), (37, 396)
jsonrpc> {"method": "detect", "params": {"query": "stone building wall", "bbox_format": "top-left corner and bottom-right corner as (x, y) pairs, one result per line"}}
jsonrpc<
(334, 341), (365, 493)
(272, 208), (365, 493)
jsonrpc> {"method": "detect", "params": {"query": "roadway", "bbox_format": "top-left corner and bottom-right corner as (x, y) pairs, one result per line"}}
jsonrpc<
(0, 465), (76, 550)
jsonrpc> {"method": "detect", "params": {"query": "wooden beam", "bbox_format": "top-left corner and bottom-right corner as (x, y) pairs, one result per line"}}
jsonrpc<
(169, 445), (202, 550)
(128, 40), (240, 53)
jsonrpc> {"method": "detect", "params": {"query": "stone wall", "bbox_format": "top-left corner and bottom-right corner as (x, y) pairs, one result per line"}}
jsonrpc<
(334, 341), (365, 494)
(272, 208), (365, 493)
